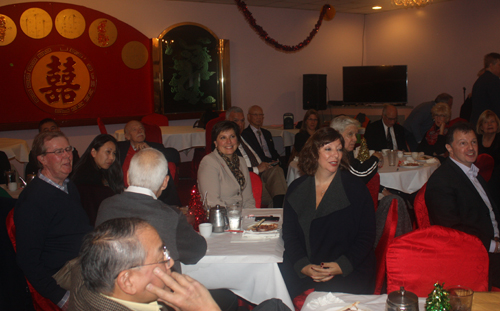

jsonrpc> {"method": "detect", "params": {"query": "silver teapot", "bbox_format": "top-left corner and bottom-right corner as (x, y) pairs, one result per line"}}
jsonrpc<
(386, 287), (419, 311)
(209, 205), (228, 233)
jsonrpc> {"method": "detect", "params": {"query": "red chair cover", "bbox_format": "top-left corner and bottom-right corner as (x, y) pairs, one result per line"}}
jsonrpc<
(142, 122), (163, 144)
(476, 153), (494, 182)
(448, 117), (468, 127)
(386, 225), (489, 297)
(6, 209), (62, 311)
(141, 113), (169, 126)
(292, 288), (314, 311)
(168, 162), (178, 186)
(374, 198), (398, 294)
(413, 183), (431, 229)
(366, 173), (380, 211)
(97, 117), (107, 134)
(249, 172), (262, 208)
(205, 115), (225, 154)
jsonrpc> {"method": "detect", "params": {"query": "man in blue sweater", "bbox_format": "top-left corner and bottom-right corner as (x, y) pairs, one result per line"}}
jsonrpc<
(14, 131), (92, 309)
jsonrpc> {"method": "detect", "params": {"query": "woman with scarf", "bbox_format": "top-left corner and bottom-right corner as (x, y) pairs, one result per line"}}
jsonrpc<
(198, 120), (256, 209)
(417, 102), (451, 162)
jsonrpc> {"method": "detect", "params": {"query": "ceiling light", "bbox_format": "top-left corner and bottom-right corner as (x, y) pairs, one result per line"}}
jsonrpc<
(372, 6), (382, 10)
(392, 0), (433, 7)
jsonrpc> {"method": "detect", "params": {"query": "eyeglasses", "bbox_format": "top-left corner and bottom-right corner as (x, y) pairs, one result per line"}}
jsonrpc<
(43, 146), (74, 156)
(249, 113), (264, 117)
(307, 118), (319, 121)
(129, 246), (172, 270)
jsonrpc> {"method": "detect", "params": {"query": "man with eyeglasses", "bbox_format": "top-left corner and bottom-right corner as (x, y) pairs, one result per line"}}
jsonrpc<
(241, 105), (281, 163)
(71, 218), (291, 311)
(25, 118), (80, 179)
(364, 104), (408, 151)
(14, 131), (92, 310)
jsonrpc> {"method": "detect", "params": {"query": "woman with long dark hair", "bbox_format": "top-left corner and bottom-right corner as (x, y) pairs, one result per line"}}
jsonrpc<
(71, 134), (124, 225)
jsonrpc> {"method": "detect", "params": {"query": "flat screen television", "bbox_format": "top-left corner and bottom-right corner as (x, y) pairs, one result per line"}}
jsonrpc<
(342, 65), (408, 104)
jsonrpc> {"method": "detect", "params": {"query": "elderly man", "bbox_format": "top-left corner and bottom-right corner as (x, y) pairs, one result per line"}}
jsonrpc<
(227, 106), (287, 207)
(403, 93), (453, 151)
(241, 105), (280, 163)
(364, 104), (408, 151)
(25, 118), (80, 178)
(425, 122), (500, 288)
(470, 52), (500, 126)
(14, 131), (92, 308)
(118, 120), (181, 206)
(96, 148), (206, 273)
(71, 218), (289, 311)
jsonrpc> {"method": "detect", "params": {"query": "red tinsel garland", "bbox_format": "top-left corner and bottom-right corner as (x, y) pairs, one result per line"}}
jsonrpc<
(234, 0), (331, 52)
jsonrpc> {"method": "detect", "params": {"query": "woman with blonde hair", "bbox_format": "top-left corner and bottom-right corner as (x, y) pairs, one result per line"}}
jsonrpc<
(417, 102), (451, 161)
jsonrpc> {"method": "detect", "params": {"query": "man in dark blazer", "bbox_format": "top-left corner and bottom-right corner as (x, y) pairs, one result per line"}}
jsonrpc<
(364, 104), (408, 151)
(117, 120), (181, 206)
(470, 52), (500, 126)
(241, 105), (280, 163)
(425, 122), (500, 288)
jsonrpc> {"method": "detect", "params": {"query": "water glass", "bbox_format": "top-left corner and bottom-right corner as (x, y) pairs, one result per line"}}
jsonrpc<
(227, 203), (242, 230)
(447, 286), (473, 311)
(5, 170), (18, 191)
(388, 150), (397, 166)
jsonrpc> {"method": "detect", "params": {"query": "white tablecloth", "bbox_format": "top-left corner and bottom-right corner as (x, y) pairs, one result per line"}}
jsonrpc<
(181, 208), (293, 310)
(115, 126), (205, 151)
(378, 156), (440, 194)
(287, 160), (301, 186)
(263, 126), (299, 148)
(301, 292), (426, 311)
(0, 138), (30, 162)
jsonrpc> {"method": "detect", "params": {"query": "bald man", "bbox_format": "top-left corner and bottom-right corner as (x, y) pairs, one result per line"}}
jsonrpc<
(364, 104), (408, 151)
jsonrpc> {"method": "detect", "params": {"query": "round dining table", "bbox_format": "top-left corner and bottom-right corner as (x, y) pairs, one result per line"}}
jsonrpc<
(378, 155), (440, 194)
(287, 155), (440, 194)
(0, 138), (30, 163)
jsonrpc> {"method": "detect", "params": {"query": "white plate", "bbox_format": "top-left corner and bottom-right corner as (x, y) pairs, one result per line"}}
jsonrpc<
(402, 164), (422, 169)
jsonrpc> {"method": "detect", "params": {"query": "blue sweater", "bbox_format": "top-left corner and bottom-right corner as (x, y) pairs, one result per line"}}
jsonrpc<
(14, 177), (92, 304)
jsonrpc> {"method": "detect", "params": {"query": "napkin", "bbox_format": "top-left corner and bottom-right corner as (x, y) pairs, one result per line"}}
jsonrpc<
(426, 157), (439, 164)
(242, 229), (280, 239)
(306, 293), (346, 309)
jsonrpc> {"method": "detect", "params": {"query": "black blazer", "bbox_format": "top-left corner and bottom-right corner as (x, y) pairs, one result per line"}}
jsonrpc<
(425, 158), (500, 249)
(241, 126), (279, 162)
(364, 120), (407, 151)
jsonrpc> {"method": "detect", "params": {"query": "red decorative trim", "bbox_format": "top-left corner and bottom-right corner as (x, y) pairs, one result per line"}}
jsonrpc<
(234, 0), (330, 52)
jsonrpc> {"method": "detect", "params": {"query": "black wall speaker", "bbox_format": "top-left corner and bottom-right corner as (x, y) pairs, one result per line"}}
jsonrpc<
(303, 74), (327, 110)
(283, 113), (294, 129)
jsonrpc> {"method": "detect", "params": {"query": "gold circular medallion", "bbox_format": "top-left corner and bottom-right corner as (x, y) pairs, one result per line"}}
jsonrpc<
(55, 9), (85, 39)
(89, 18), (117, 47)
(20, 8), (53, 39)
(24, 45), (97, 115)
(122, 41), (149, 69)
(0, 14), (17, 46)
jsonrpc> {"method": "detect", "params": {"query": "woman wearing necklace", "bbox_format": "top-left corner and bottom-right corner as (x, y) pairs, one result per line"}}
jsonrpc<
(198, 120), (256, 209)
(280, 127), (376, 299)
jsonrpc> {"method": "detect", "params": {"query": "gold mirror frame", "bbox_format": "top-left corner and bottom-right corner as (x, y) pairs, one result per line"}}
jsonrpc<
(153, 22), (231, 120)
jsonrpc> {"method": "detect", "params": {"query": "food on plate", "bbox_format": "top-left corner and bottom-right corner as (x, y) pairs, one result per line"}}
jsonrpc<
(339, 301), (361, 311)
(403, 162), (420, 167)
(248, 222), (279, 232)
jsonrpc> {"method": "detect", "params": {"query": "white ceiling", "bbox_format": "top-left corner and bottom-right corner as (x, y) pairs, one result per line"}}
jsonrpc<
(166, 0), (453, 14)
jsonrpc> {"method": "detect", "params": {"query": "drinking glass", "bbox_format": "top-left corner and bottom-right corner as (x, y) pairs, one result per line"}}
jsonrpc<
(447, 286), (473, 311)
(227, 203), (242, 231)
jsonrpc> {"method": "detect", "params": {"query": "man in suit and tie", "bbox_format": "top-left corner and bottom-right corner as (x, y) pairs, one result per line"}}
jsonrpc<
(241, 105), (281, 163)
(425, 122), (500, 288)
(227, 106), (287, 208)
(364, 104), (408, 151)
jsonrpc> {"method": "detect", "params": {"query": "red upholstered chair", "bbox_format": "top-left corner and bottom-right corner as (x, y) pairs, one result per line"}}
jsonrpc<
(413, 183), (431, 229)
(97, 117), (107, 134)
(248, 172), (262, 208)
(386, 225), (489, 297)
(205, 115), (225, 154)
(366, 173), (380, 211)
(142, 122), (163, 144)
(374, 198), (399, 294)
(141, 113), (169, 126)
(448, 117), (468, 127)
(6, 209), (62, 311)
(292, 288), (314, 311)
(476, 153), (494, 182)
(168, 162), (178, 186)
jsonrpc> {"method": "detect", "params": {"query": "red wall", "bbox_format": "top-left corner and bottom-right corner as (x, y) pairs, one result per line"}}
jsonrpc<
(0, 2), (153, 129)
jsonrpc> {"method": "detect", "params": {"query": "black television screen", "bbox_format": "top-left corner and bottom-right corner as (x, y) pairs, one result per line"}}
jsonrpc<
(343, 65), (408, 104)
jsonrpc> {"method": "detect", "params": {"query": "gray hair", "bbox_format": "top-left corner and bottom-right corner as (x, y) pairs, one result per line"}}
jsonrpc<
(226, 106), (244, 119)
(80, 218), (149, 294)
(32, 131), (70, 169)
(128, 148), (168, 192)
(330, 116), (360, 133)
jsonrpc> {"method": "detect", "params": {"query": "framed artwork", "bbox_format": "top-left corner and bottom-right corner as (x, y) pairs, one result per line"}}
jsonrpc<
(153, 23), (230, 120)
